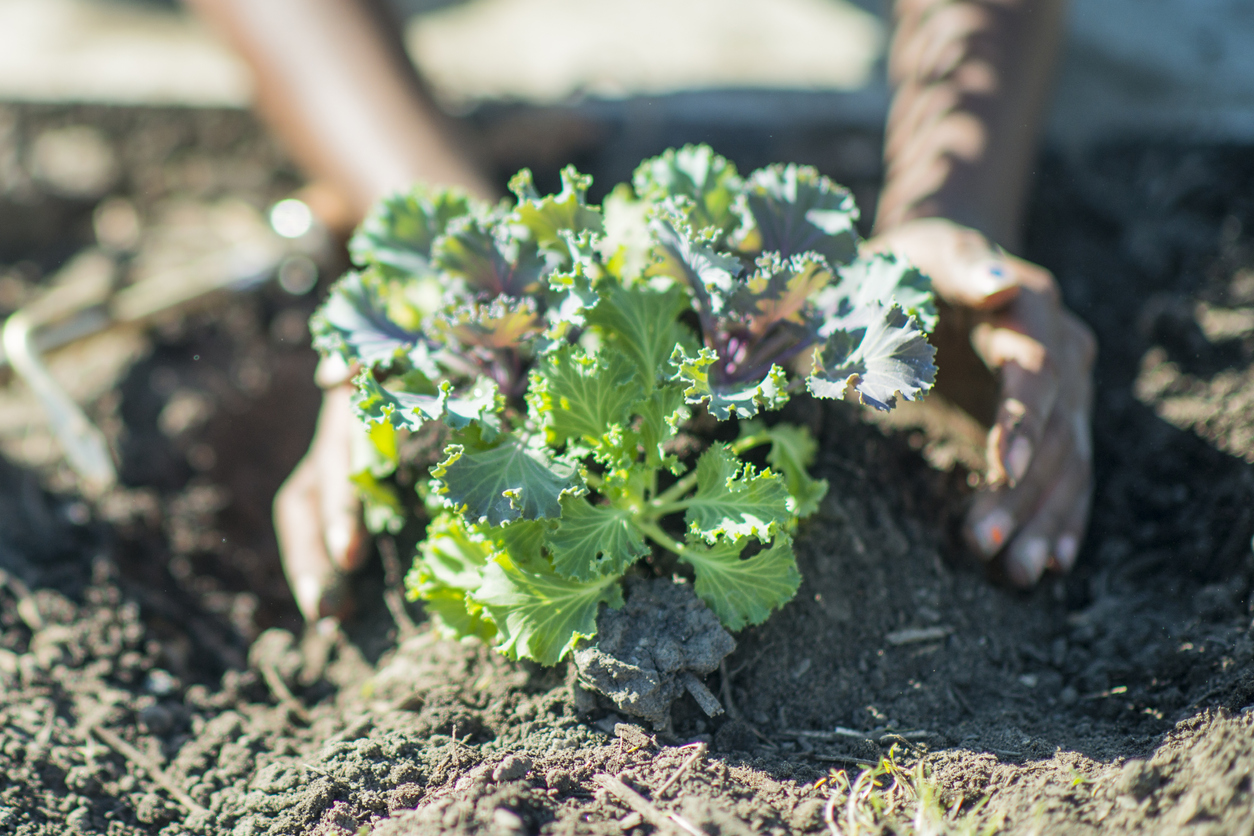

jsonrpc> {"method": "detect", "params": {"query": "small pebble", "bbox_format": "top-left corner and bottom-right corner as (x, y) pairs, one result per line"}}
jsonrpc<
(492, 754), (532, 782)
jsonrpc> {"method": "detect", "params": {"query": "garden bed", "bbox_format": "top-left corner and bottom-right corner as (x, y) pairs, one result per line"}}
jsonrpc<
(0, 102), (1252, 835)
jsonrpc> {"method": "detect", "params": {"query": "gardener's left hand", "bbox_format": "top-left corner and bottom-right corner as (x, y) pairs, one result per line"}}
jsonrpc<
(868, 218), (1096, 587)
(274, 381), (369, 621)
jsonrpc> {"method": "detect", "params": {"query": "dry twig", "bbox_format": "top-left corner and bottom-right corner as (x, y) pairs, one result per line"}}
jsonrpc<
(86, 722), (206, 815)
(654, 743), (706, 799)
(595, 773), (705, 836)
(257, 661), (312, 724)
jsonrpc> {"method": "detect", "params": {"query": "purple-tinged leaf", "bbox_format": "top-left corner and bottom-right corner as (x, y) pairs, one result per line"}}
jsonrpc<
(434, 216), (549, 297)
(310, 271), (425, 368)
(737, 164), (859, 266)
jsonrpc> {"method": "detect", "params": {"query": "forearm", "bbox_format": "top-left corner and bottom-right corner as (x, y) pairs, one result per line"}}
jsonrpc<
(874, 0), (1067, 251)
(186, 0), (496, 221)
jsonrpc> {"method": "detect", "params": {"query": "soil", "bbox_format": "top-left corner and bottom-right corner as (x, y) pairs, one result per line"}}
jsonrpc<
(1, 101), (1254, 835)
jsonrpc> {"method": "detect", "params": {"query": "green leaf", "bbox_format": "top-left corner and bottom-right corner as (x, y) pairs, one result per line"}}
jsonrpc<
(353, 372), (502, 435)
(436, 296), (543, 350)
(738, 164), (859, 266)
(544, 260), (601, 343)
(510, 166), (603, 259)
(433, 437), (584, 526)
(310, 272), (424, 368)
(823, 251), (937, 333)
(684, 443), (791, 543)
(680, 534), (801, 631)
(634, 384), (690, 469)
(670, 346), (790, 420)
(473, 553), (623, 664)
(527, 346), (643, 451)
(408, 512), (496, 641)
(585, 283), (692, 391)
(808, 303), (936, 411)
(350, 470), (406, 535)
(349, 186), (473, 277)
(546, 495), (649, 581)
(633, 145), (742, 235)
(434, 216), (549, 297)
(601, 183), (653, 283)
(421, 589), (498, 643)
(740, 420), (829, 518)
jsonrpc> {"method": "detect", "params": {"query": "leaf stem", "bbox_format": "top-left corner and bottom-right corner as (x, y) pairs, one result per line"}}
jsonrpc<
(648, 432), (773, 508)
(639, 521), (689, 557)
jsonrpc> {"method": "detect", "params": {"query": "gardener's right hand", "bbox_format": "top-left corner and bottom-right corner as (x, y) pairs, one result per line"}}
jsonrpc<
(273, 381), (368, 621)
(869, 218), (1096, 587)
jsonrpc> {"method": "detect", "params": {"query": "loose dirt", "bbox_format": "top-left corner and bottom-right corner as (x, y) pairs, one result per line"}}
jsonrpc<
(0, 103), (1252, 835)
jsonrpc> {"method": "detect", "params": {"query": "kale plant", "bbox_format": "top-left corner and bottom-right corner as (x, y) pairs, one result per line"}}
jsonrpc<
(310, 145), (936, 664)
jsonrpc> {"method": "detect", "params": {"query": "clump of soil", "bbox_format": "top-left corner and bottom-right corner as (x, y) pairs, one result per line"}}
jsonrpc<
(574, 578), (735, 729)
(1, 101), (1253, 835)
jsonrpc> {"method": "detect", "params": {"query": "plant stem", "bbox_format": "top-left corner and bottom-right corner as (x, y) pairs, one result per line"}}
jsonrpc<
(648, 432), (774, 508)
(639, 521), (689, 557)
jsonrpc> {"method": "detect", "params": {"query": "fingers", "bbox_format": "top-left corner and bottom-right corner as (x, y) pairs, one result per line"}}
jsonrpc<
(965, 312), (1095, 586)
(971, 300), (1060, 487)
(314, 385), (370, 572)
(274, 454), (336, 621)
(274, 386), (369, 622)
(966, 399), (1072, 556)
(1001, 453), (1091, 586)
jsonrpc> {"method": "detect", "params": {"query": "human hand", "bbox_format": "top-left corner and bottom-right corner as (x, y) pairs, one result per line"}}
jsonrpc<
(273, 378), (369, 621)
(868, 218), (1096, 586)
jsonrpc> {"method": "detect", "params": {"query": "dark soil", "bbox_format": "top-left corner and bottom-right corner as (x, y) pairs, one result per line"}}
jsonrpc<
(1, 101), (1253, 835)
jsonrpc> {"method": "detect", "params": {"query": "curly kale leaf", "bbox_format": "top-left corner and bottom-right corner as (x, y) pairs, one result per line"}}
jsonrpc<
(433, 437), (584, 527)
(739, 421), (828, 518)
(406, 512), (498, 641)
(434, 216), (549, 298)
(680, 534), (801, 631)
(670, 346), (789, 420)
(808, 303), (937, 410)
(527, 346), (644, 454)
(738, 164), (859, 266)
(473, 552), (623, 665)
(649, 210), (744, 318)
(633, 144), (742, 236)
(436, 295), (544, 351)
(510, 166), (603, 260)
(310, 272), (426, 368)
(683, 443), (791, 543)
(733, 252), (831, 336)
(349, 186), (473, 278)
(584, 283), (693, 392)
(353, 372), (502, 437)
(546, 495), (649, 581)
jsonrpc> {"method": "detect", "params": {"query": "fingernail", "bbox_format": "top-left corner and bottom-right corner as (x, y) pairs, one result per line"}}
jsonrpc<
(1055, 535), (1079, 572)
(295, 575), (322, 622)
(971, 507), (1014, 557)
(1005, 435), (1033, 485)
(325, 523), (352, 561)
(1008, 537), (1049, 587)
(974, 260), (1015, 296)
